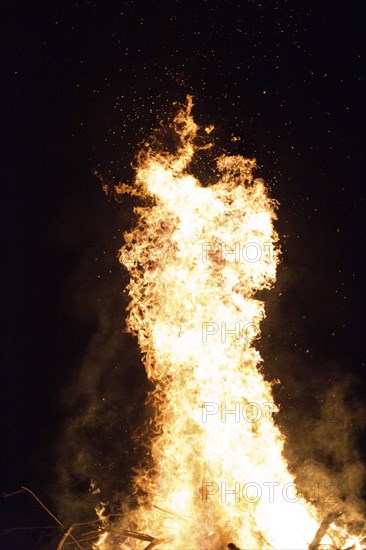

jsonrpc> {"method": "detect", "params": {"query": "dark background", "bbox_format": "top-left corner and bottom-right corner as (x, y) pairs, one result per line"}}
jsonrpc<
(1, 0), (365, 548)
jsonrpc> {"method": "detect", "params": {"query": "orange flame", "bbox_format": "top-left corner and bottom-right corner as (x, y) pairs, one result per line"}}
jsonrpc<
(97, 97), (362, 549)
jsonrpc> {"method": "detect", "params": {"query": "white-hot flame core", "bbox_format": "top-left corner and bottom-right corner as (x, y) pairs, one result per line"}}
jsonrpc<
(96, 98), (361, 549)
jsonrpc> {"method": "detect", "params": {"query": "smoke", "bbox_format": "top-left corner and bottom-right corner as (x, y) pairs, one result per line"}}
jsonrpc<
(260, 263), (366, 538)
(289, 377), (366, 533)
(51, 185), (148, 524)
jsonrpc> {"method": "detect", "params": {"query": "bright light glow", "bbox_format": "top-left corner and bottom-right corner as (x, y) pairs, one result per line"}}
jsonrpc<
(96, 97), (362, 549)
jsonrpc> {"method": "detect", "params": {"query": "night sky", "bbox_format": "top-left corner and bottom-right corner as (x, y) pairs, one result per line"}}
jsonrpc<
(2, 1), (366, 548)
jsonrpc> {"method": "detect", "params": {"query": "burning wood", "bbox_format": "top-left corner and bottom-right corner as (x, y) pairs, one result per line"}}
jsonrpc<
(309, 511), (343, 550)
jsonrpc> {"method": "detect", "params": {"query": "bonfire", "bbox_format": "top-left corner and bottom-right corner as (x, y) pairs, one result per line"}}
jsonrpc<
(90, 97), (364, 550)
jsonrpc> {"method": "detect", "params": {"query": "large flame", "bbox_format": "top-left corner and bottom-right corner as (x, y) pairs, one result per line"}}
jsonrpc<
(96, 98), (362, 549)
